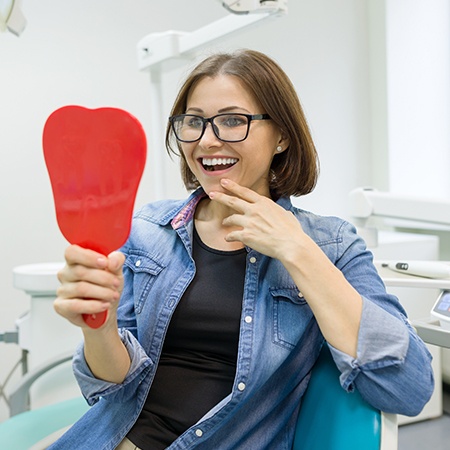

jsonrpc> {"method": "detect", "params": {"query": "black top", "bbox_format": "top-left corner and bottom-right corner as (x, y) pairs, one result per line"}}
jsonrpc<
(127, 228), (246, 449)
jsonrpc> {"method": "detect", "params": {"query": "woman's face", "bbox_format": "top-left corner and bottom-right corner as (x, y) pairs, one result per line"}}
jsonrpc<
(179, 75), (287, 197)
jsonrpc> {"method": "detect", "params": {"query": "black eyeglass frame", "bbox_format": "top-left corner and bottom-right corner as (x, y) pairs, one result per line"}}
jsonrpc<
(169, 113), (271, 143)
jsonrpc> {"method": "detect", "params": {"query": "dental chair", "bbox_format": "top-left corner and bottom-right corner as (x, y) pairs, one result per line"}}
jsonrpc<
(293, 345), (397, 450)
(0, 353), (89, 449)
(0, 347), (397, 450)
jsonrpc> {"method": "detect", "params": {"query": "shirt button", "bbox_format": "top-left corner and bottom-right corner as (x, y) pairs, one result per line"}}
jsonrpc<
(249, 257), (257, 264)
(195, 429), (203, 437)
(298, 292), (303, 298)
(244, 316), (252, 324)
(135, 260), (141, 267)
(238, 382), (246, 391)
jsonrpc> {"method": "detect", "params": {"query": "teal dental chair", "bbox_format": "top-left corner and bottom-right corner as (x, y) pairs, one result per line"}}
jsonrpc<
(0, 353), (89, 449)
(293, 346), (397, 449)
(0, 347), (397, 449)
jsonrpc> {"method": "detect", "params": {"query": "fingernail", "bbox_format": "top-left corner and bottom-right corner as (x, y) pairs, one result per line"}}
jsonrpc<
(209, 191), (216, 199)
(220, 178), (229, 186)
(97, 257), (107, 268)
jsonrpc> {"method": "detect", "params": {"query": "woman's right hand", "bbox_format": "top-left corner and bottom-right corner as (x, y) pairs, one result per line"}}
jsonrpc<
(54, 244), (125, 329)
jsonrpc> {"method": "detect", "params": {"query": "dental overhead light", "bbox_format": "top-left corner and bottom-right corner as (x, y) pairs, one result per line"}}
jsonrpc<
(0, 0), (26, 36)
(218, 0), (287, 15)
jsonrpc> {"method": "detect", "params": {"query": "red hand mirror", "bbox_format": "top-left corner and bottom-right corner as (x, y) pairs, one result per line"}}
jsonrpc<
(43, 105), (147, 328)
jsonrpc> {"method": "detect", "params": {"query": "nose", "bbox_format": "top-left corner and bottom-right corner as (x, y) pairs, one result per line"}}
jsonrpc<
(199, 122), (222, 146)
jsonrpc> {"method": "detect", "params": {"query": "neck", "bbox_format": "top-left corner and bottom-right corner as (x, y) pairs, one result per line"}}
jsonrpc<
(194, 198), (245, 251)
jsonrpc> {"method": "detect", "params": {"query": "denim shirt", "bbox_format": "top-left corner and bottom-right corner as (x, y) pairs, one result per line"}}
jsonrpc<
(49, 189), (434, 450)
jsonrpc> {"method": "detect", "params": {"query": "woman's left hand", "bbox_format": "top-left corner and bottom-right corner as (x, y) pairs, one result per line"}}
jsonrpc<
(209, 178), (305, 261)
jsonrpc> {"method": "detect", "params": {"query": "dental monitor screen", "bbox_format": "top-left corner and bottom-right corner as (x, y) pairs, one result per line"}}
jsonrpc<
(433, 290), (450, 319)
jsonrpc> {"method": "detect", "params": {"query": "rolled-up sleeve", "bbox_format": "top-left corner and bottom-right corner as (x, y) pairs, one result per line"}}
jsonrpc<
(73, 328), (153, 406)
(328, 297), (434, 416)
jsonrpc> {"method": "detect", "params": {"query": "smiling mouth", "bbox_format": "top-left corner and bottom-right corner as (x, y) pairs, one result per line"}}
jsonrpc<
(201, 157), (238, 172)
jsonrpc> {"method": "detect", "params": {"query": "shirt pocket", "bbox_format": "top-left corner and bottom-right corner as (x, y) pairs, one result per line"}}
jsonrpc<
(124, 251), (165, 314)
(271, 287), (313, 350)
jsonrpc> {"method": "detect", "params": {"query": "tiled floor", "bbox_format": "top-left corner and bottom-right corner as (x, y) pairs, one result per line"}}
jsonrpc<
(398, 385), (450, 449)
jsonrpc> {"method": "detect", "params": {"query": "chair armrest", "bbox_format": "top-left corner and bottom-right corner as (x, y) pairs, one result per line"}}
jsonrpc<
(381, 412), (398, 450)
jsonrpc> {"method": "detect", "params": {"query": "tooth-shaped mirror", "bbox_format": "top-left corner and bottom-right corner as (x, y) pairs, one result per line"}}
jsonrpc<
(43, 105), (147, 328)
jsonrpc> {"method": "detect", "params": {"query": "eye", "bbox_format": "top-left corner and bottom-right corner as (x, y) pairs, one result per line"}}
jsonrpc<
(218, 114), (247, 128)
(186, 116), (204, 129)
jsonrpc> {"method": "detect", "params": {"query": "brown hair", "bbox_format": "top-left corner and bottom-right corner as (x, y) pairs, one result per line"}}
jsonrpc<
(165, 49), (319, 198)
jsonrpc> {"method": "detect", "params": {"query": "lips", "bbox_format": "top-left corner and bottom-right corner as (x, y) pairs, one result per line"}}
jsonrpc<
(201, 157), (238, 172)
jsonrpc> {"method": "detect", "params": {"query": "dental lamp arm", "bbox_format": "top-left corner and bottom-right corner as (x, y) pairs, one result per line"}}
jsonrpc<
(137, 1), (287, 71)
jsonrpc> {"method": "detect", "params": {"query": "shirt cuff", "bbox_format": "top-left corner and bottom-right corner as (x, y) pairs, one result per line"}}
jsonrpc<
(73, 328), (153, 404)
(328, 297), (409, 391)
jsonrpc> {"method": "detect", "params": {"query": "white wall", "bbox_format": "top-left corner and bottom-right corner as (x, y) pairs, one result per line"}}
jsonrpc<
(1, 0), (447, 423)
(367, 0), (450, 199)
(386, 0), (450, 198)
(367, 0), (450, 255)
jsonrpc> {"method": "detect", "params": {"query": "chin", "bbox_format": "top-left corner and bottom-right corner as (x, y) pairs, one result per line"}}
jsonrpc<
(199, 179), (224, 194)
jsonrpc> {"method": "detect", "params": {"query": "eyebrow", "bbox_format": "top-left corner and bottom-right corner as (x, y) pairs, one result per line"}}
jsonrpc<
(185, 106), (251, 114)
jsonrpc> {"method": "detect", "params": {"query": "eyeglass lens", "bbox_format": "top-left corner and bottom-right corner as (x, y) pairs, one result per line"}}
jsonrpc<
(172, 114), (250, 142)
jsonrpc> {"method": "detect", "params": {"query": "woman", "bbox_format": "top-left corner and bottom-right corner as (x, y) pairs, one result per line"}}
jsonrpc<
(50, 49), (433, 450)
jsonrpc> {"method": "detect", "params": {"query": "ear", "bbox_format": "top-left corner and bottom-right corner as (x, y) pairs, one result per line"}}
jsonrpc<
(275, 133), (290, 154)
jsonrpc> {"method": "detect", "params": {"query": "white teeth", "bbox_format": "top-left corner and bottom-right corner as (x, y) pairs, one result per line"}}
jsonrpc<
(202, 158), (238, 166)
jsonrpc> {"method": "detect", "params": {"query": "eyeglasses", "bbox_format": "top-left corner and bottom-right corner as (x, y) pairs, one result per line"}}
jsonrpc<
(169, 113), (271, 143)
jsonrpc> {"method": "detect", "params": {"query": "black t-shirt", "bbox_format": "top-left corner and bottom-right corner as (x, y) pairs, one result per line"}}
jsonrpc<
(127, 228), (246, 449)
